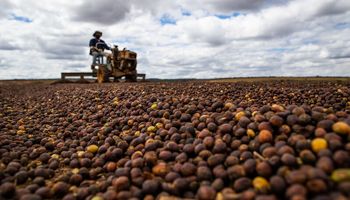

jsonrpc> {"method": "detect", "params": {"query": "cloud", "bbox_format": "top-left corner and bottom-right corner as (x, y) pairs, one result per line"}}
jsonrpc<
(179, 0), (289, 15)
(206, 0), (266, 11)
(198, 0), (276, 13)
(72, 0), (178, 25)
(315, 0), (350, 16)
(179, 16), (228, 46)
(0, 38), (20, 51)
(330, 55), (350, 59)
(323, 47), (350, 60)
(179, 0), (350, 42)
(0, 0), (12, 18)
(0, 58), (9, 69)
(73, 0), (131, 24)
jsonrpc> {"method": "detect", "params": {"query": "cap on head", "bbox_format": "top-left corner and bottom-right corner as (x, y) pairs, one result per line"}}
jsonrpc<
(93, 31), (102, 37)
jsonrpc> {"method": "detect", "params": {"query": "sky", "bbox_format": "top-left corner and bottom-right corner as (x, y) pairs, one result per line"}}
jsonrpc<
(0, 0), (350, 79)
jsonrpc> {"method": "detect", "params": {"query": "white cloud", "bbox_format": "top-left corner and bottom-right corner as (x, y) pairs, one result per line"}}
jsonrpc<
(73, 0), (131, 24)
(0, 0), (349, 79)
(179, 0), (289, 14)
(0, 0), (12, 18)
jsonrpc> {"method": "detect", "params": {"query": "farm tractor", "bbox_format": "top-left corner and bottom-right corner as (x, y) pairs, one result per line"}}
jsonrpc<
(61, 45), (145, 83)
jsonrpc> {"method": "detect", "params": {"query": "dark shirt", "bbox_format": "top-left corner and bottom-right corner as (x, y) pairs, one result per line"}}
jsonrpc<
(89, 38), (110, 54)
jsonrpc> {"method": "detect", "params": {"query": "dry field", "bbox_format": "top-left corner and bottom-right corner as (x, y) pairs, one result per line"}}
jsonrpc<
(1, 78), (350, 200)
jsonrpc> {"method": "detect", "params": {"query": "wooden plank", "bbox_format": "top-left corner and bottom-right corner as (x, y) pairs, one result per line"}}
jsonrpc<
(61, 72), (95, 80)
(61, 72), (146, 81)
(61, 72), (94, 76)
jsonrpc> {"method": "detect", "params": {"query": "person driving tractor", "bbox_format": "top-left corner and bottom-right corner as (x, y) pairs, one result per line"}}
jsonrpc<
(89, 31), (112, 67)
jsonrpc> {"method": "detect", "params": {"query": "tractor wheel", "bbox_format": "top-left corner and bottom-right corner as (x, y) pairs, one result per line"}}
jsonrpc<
(97, 66), (110, 83)
(125, 74), (137, 82)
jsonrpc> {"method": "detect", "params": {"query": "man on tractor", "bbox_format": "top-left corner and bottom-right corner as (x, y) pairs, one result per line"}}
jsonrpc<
(89, 31), (112, 69)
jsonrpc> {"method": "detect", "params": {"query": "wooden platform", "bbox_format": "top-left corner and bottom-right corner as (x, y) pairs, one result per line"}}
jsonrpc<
(61, 72), (95, 80)
(61, 72), (146, 81)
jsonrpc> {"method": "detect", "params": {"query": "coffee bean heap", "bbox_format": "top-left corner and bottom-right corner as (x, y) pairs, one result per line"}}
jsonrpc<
(0, 80), (350, 200)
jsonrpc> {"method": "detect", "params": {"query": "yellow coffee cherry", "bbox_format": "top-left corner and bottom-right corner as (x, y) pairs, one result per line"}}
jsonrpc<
(332, 122), (350, 135)
(253, 176), (270, 193)
(86, 145), (98, 154)
(311, 138), (327, 153)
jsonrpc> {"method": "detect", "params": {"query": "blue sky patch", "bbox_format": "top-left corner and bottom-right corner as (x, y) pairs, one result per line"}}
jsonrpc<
(302, 39), (319, 45)
(160, 15), (176, 25)
(112, 38), (130, 44)
(267, 47), (292, 53)
(335, 22), (350, 30)
(181, 9), (191, 16)
(215, 12), (242, 19)
(10, 13), (33, 23)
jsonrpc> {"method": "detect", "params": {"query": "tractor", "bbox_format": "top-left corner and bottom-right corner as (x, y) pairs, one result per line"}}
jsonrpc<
(92, 45), (143, 83)
(60, 45), (145, 83)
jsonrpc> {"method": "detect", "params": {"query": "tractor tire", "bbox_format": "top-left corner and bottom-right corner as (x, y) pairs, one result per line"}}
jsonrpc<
(125, 74), (137, 82)
(97, 66), (110, 83)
